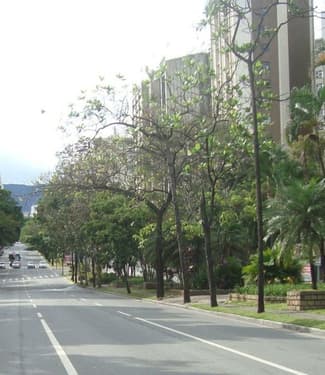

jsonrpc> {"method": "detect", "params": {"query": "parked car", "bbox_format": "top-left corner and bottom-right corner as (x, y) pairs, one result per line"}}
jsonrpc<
(0, 262), (6, 269)
(27, 263), (36, 269)
(38, 262), (47, 269)
(12, 261), (21, 269)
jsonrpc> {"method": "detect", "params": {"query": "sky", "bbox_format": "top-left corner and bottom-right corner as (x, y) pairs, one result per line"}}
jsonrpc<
(0, 0), (324, 185)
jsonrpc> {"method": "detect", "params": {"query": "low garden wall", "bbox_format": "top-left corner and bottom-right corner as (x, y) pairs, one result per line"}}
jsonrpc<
(229, 293), (286, 303)
(287, 290), (325, 311)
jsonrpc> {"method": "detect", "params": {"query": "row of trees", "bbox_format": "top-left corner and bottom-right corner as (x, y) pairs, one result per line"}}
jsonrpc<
(0, 189), (24, 249)
(21, 78), (325, 302)
(21, 0), (325, 313)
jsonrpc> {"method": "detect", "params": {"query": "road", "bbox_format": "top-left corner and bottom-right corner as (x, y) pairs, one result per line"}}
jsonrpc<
(1, 243), (325, 375)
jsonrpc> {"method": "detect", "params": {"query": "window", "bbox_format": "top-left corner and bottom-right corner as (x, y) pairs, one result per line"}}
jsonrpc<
(262, 61), (271, 72)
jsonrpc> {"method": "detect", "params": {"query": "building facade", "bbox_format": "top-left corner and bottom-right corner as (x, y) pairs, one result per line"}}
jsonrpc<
(210, 0), (314, 144)
(133, 52), (211, 131)
(132, 53), (211, 192)
(315, 10), (325, 123)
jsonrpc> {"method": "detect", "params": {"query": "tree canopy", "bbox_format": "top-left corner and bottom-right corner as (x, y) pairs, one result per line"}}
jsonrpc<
(0, 189), (24, 248)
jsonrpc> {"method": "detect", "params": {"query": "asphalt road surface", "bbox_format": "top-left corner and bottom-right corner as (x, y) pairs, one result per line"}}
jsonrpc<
(1, 243), (325, 375)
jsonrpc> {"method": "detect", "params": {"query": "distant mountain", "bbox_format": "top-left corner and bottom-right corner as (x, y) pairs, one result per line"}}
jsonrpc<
(3, 184), (44, 216)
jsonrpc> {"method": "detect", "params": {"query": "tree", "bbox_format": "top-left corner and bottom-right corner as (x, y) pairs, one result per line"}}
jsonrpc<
(54, 132), (173, 297)
(204, 0), (313, 312)
(265, 179), (325, 289)
(287, 85), (325, 280)
(86, 192), (149, 293)
(194, 120), (255, 306)
(0, 189), (24, 248)
(288, 85), (325, 178)
(60, 57), (212, 304)
(135, 57), (212, 303)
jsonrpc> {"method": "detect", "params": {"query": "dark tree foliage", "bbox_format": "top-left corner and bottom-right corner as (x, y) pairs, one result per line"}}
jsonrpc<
(0, 189), (24, 247)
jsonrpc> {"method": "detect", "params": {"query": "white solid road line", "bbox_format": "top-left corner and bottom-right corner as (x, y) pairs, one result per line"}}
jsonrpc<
(39, 317), (78, 375)
(135, 317), (309, 375)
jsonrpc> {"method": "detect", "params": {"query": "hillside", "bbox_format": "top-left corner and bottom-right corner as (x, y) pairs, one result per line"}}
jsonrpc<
(3, 184), (43, 216)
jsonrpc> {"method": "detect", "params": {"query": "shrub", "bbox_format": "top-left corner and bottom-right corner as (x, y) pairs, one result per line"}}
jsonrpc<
(234, 282), (325, 297)
(100, 273), (117, 284)
(216, 257), (242, 289)
(192, 267), (209, 289)
(242, 247), (302, 285)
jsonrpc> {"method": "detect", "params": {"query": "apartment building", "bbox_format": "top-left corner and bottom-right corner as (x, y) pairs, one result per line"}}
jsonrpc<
(209, 0), (314, 144)
(144, 53), (210, 115)
(315, 10), (325, 122)
(132, 53), (211, 191)
(133, 52), (211, 132)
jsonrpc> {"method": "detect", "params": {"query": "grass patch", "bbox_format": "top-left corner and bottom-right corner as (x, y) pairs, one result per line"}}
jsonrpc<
(100, 286), (157, 299)
(99, 285), (181, 300)
(190, 302), (325, 330)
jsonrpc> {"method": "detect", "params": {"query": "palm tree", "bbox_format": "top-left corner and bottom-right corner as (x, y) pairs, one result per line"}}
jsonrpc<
(265, 179), (325, 289)
(287, 85), (325, 178)
(287, 85), (325, 281)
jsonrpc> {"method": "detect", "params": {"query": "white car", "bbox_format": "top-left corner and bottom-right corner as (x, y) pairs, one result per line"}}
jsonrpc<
(0, 262), (6, 269)
(27, 263), (36, 269)
(38, 262), (48, 269)
(12, 261), (21, 269)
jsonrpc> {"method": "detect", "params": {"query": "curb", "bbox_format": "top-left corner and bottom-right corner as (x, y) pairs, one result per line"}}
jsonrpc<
(149, 299), (325, 339)
(78, 285), (325, 339)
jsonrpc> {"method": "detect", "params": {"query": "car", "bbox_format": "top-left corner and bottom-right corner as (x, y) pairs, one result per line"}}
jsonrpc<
(0, 262), (6, 269)
(27, 263), (36, 269)
(38, 262), (47, 269)
(12, 261), (21, 269)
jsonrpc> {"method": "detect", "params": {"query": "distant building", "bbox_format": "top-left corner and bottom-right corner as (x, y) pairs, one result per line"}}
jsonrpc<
(209, 0), (314, 144)
(132, 53), (211, 191)
(140, 53), (211, 116)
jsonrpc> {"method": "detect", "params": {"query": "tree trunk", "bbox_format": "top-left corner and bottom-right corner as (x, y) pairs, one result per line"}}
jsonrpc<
(141, 260), (148, 282)
(74, 252), (79, 284)
(320, 239), (325, 282)
(168, 157), (191, 303)
(200, 190), (217, 307)
(123, 266), (131, 294)
(145, 192), (172, 299)
(310, 261), (317, 290)
(155, 212), (165, 299)
(71, 252), (75, 282)
(92, 256), (96, 288)
(84, 257), (89, 286)
(248, 59), (264, 313)
(96, 262), (102, 288)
